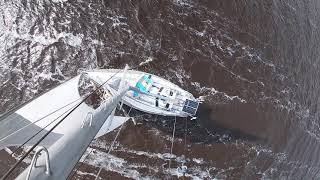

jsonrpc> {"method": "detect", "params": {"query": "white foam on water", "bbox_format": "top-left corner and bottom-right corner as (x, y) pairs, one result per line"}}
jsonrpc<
(51, 0), (68, 3)
(170, 67), (190, 85)
(87, 140), (216, 179)
(139, 57), (154, 66)
(192, 158), (204, 164)
(76, 170), (97, 178)
(173, 0), (194, 8)
(119, 147), (178, 160)
(81, 147), (142, 179)
(192, 81), (247, 103)
(103, 14), (128, 28)
(165, 166), (213, 179)
(1, 29), (84, 47)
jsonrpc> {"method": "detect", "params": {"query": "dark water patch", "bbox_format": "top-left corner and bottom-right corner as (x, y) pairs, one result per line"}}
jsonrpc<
(197, 103), (264, 143)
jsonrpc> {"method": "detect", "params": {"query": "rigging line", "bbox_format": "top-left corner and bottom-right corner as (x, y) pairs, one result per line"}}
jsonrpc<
(1, 68), (123, 180)
(3, 60), (153, 179)
(67, 147), (94, 180)
(0, 98), (80, 144)
(95, 106), (133, 180)
(68, 106), (121, 180)
(109, 106), (132, 153)
(1, 100), (85, 180)
(0, 76), (77, 122)
(2, 64), (132, 144)
(182, 117), (188, 180)
(10, 99), (82, 156)
(184, 117), (187, 158)
(168, 116), (177, 170)
(68, 106), (129, 180)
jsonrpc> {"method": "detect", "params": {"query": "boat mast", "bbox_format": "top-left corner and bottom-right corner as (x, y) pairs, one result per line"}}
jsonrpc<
(15, 82), (129, 180)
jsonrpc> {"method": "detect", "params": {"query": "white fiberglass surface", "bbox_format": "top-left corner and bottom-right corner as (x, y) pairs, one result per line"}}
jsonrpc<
(87, 70), (142, 87)
(15, 75), (92, 134)
(95, 116), (130, 138)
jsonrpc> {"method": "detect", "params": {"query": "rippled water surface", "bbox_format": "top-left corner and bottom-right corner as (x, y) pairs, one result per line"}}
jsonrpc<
(1, 0), (320, 179)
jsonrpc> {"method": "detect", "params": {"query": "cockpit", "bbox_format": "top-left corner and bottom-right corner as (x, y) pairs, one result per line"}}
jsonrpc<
(131, 74), (179, 110)
(133, 75), (153, 97)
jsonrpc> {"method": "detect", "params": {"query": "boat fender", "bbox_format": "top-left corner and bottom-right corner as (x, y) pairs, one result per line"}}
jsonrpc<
(191, 117), (197, 121)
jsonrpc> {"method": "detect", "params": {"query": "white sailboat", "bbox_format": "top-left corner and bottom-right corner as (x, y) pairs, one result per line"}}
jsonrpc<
(86, 69), (199, 117)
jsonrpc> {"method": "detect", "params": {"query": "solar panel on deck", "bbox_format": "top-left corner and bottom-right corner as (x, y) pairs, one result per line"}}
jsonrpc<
(186, 99), (199, 108)
(182, 105), (197, 115)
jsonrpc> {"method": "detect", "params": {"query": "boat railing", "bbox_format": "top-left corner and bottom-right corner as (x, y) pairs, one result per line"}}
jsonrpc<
(81, 112), (93, 128)
(26, 146), (51, 180)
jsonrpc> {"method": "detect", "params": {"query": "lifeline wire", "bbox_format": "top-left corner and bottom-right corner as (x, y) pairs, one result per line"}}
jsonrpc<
(94, 106), (133, 180)
(0, 98), (80, 147)
(10, 99), (82, 156)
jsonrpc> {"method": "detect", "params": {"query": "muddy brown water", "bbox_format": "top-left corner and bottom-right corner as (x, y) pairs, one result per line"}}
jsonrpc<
(0, 0), (320, 179)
